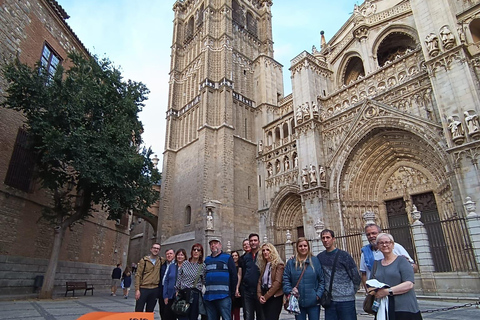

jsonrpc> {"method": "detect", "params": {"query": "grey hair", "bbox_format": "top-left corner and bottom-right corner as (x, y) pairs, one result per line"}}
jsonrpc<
(375, 233), (394, 245)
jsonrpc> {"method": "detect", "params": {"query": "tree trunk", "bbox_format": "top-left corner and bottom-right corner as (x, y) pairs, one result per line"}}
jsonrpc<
(38, 225), (66, 299)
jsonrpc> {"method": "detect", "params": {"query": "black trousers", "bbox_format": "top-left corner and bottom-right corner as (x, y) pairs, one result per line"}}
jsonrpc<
(135, 287), (159, 312)
(261, 295), (283, 320)
(160, 296), (176, 320)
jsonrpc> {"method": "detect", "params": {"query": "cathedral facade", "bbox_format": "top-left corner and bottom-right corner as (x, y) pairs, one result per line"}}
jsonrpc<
(159, 0), (480, 294)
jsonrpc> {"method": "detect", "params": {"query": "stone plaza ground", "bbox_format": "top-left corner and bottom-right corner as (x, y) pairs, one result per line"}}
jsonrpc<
(0, 290), (478, 320)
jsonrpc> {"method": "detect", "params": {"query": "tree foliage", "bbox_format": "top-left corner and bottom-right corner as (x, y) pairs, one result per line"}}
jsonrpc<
(2, 52), (160, 298)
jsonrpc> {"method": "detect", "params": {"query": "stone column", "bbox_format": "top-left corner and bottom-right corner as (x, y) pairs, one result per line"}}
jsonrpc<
(464, 197), (480, 271)
(410, 205), (437, 294)
(285, 230), (294, 259)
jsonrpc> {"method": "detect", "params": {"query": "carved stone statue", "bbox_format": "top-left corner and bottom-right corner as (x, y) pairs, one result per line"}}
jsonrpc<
(301, 167), (309, 187)
(425, 33), (440, 57)
(294, 154), (298, 168)
(311, 103), (319, 118)
(258, 140), (263, 153)
(267, 163), (273, 177)
(447, 116), (465, 144)
(296, 107), (303, 123)
(464, 111), (480, 136)
(318, 166), (326, 182)
(284, 157), (290, 171)
(440, 26), (455, 49)
(206, 209), (214, 230)
(302, 103), (310, 120)
(309, 165), (317, 185)
(457, 25), (466, 44)
(276, 160), (281, 174)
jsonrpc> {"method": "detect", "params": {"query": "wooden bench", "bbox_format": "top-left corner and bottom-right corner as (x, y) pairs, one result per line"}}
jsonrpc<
(65, 281), (94, 296)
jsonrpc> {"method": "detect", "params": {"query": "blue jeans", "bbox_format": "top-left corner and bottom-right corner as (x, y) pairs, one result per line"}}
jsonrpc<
(295, 305), (320, 320)
(205, 296), (231, 320)
(324, 300), (357, 320)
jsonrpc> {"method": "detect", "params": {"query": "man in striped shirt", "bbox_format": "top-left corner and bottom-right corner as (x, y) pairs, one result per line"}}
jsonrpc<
(204, 237), (238, 320)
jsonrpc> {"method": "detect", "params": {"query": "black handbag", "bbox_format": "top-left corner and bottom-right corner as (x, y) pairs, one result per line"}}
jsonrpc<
(320, 250), (340, 308)
(171, 294), (191, 316)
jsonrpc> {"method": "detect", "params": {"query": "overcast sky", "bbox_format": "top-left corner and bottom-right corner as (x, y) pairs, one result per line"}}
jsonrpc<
(58, 0), (358, 164)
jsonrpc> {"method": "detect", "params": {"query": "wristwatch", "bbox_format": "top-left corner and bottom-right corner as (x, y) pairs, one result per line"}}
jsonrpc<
(388, 288), (393, 296)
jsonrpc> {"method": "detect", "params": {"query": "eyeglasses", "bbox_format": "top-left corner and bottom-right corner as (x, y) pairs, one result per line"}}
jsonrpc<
(193, 248), (201, 252)
(377, 241), (392, 246)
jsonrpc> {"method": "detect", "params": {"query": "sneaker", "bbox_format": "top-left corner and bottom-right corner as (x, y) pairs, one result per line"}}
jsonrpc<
(112, 293), (116, 296)
(124, 296), (128, 299)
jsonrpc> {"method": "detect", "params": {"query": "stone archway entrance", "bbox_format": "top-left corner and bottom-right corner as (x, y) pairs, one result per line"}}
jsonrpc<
(269, 190), (302, 259)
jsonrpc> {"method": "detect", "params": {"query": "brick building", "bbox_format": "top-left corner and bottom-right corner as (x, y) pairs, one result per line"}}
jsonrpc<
(159, 0), (480, 295)
(0, 0), (132, 296)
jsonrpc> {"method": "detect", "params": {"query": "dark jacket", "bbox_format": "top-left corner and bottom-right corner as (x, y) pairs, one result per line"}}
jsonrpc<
(163, 262), (178, 299)
(241, 251), (260, 293)
(283, 257), (325, 308)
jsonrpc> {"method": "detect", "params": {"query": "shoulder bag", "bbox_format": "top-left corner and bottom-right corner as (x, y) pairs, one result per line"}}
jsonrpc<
(172, 264), (203, 316)
(320, 250), (340, 308)
(283, 263), (306, 314)
(363, 260), (378, 315)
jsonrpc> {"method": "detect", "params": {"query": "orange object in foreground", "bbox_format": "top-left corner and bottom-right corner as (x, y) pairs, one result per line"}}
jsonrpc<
(76, 312), (154, 320)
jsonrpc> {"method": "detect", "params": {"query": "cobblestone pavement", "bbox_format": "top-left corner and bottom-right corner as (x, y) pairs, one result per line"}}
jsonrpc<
(0, 292), (478, 320)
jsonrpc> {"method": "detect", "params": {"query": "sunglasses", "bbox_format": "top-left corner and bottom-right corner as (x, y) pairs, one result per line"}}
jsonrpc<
(193, 248), (202, 252)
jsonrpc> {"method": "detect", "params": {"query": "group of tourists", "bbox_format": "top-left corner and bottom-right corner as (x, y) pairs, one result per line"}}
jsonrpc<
(131, 224), (422, 320)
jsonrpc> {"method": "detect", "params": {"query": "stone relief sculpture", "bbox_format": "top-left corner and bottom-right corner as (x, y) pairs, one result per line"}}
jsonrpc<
(296, 106), (303, 123)
(361, 1), (376, 17)
(439, 26), (455, 49)
(284, 156), (290, 171)
(293, 153), (298, 168)
(309, 165), (317, 186)
(302, 103), (310, 120)
(447, 116), (465, 144)
(275, 160), (281, 174)
(258, 140), (263, 153)
(464, 111), (480, 138)
(311, 102), (319, 119)
(318, 166), (326, 182)
(457, 25), (466, 44)
(267, 163), (273, 177)
(301, 167), (309, 187)
(425, 33), (440, 57)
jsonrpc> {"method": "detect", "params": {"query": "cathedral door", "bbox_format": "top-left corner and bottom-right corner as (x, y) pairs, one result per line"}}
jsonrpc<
(412, 192), (451, 272)
(385, 198), (415, 260)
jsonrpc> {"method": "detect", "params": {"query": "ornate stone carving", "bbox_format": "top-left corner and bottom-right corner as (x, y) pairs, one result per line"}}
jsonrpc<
(425, 33), (440, 57)
(411, 205), (423, 226)
(464, 111), (480, 139)
(447, 116), (465, 145)
(439, 26), (456, 50)
(363, 211), (376, 226)
(301, 167), (309, 188)
(309, 165), (317, 186)
(464, 197), (477, 217)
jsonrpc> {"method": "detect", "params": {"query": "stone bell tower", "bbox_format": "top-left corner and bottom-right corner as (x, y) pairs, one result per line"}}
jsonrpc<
(159, 0), (283, 250)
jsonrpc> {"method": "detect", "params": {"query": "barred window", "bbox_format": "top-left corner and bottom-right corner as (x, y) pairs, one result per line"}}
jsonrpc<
(5, 128), (35, 192)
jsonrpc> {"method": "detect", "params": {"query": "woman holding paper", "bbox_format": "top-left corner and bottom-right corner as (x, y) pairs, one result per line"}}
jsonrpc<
(367, 233), (422, 320)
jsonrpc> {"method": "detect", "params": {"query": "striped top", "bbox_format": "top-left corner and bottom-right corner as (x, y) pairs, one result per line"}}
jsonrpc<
(175, 260), (206, 291)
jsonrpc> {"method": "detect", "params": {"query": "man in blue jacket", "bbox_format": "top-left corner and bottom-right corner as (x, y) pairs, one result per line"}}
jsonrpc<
(317, 229), (361, 320)
(159, 248), (176, 320)
(204, 237), (238, 320)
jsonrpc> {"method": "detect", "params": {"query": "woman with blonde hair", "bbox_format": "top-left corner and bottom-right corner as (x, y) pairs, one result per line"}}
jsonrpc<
(256, 243), (284, 320)
(283, 237), (325, 320)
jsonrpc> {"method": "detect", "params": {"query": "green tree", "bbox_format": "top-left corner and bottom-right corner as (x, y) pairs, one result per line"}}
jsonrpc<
(1, 52), (160, 299)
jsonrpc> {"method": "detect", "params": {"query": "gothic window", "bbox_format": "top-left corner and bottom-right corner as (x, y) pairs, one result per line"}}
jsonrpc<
(246, 11), (257, 36)
(470, 19), (480, 43)
(232, 0), (245, 27)
(283, 123), (289, 138)
(185, 205), (192, 225)
(376, 33), (416, 67)
(267, 131), (273, 145)
(40, 42), (61, 78)
(186, 16), (194, 41)
(291, 119), (295, 134)
(4, 128), (35, 192)
(343, 56), (365, 85)
(274, 127), (281, 144)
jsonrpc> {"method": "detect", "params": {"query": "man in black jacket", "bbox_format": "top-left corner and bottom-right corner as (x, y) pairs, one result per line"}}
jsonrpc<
(111, 264), (122, 296)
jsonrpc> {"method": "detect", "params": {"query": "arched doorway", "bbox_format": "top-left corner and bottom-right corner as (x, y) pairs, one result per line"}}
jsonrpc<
(269, 187), (302, 259)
